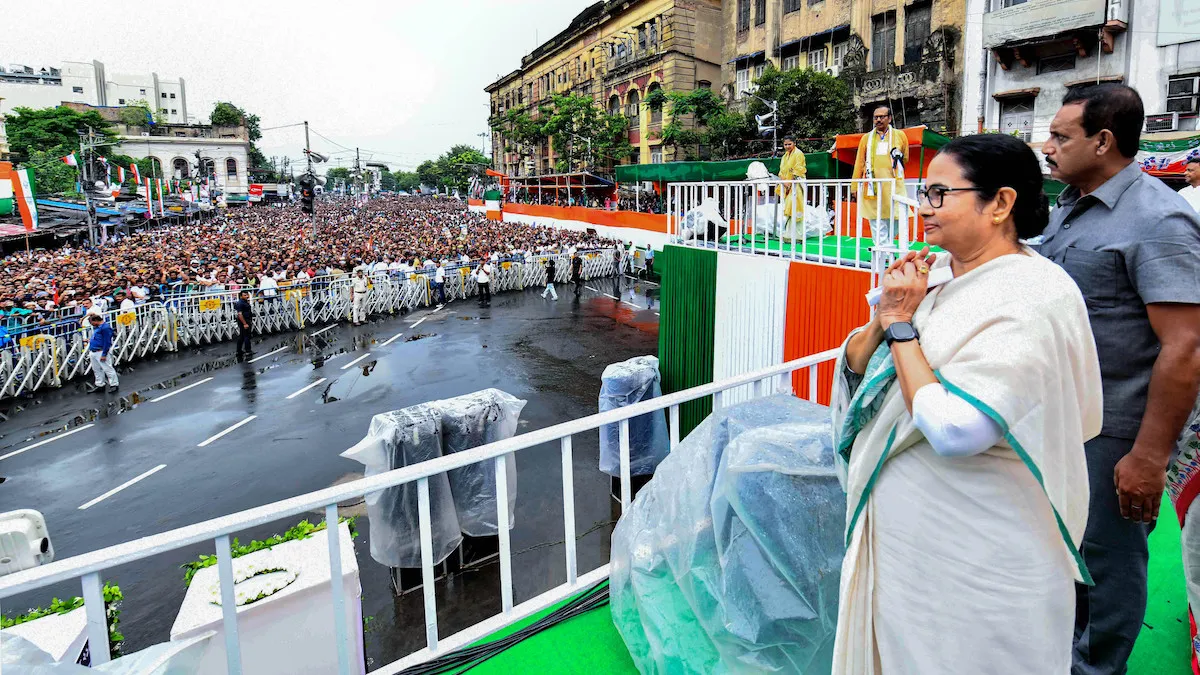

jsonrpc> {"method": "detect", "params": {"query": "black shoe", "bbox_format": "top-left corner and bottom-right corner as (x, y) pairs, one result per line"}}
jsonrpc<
(85, 384), (102, 393)
(107, 385), (119, 394)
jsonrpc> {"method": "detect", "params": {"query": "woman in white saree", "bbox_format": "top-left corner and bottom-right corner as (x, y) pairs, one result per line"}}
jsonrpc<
(831, 134), (1103, 675)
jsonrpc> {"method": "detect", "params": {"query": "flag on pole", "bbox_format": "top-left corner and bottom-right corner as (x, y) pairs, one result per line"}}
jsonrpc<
(131, 163), (142, 184)
(144, 177), (153, 218)
(117, 166), (126, 184)
(97, 156), (108, 165)
(157, 178), (165, 216)
(13, 168), (39, 232)
(61, 153), (79, 167)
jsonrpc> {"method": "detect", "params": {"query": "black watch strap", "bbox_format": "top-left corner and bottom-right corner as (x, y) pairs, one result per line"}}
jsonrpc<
(884, 321), (919, 346)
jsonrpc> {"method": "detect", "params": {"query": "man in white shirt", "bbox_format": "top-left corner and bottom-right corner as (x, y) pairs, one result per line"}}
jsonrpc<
(351, 269), (370, 325)
(434, 263), (447, 305)
(1180, 157), (1200, 214)
(476, 262), (492, 305)
(259, 274), (279, 299)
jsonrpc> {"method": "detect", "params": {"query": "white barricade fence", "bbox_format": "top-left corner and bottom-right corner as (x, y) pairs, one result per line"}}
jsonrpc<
(0, 347), (840, 674)
(666, 178), (923, 270)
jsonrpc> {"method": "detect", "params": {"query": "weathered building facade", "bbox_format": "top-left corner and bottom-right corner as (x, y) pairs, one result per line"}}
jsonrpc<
(485, 0), (723, 175)
(721, 0), (965, 134)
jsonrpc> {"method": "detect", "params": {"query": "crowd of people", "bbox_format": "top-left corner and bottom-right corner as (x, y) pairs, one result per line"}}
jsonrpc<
(0, 195), (619, 340)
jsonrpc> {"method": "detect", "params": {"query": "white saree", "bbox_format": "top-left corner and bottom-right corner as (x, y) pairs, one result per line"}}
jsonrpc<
(830, 249), (1103, 675)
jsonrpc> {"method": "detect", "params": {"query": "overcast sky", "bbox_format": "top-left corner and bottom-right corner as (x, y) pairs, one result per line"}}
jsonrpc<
(6, 0), (594, 173)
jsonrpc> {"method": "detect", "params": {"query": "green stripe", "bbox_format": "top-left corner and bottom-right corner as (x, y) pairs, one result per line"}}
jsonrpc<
(657, 245), (717, 439)
(936, 372), (1094, 586)
(845, 423), (898, 547)
(836, 362), (896, 462)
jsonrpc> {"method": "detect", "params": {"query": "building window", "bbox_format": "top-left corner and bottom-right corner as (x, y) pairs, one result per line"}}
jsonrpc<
(698, 80), (712, 89)
(833, 42), (850, 69)
(1037, 52), (1076, 74)
(808, 48), (827, 71)
(139, 88), (146, 95)
(994, 0), (1028, 8)
(649, 22), (658, 46)
(160, 108), (168, 114)
(904, 2), (932, 64)
(754, 62), (766, 80)
(871, 12), (897, 71)
(651, 148), (663, 164)
(71, 86), (84, 93)
(736, 67), (750, 98)
(737, 0), (750, 31)
(170, 93), (176, 99)
(783, 54), (801, 71)
(171, 109), (177, 115)
(784, 0), (801, 12)
(648, 83), (663, 123)
(173, 158), (190, 179)
(755, 0), (766, 26)
(118, 98), (126, 105)
(628, 90), (641, 125)
(1167, 74), (1200, 113)
(226, 158), (238, 177)
(609, 94), (621, 116)
(1000, 97), (1035, 142)
(161, 92), (168, 98)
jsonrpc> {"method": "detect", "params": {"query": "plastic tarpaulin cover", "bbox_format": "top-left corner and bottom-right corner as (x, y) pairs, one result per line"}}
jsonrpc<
(610, 395), (846, 674)
(436, 390), (525, 536)
(342, 405), (462, 568)
(0, 630), (212, 674)
(599, 356), (670, 477)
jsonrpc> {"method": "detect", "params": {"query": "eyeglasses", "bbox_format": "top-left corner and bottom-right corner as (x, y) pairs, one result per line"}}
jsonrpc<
(873, 115), (891, 120)
(917, 186), (988, 209)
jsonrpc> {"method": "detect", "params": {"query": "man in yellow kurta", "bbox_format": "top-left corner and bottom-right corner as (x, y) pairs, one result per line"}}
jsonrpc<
(778, 136), (806, 241)
(852, 106), (909, 244)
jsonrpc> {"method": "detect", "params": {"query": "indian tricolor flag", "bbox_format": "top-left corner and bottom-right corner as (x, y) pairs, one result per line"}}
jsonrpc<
(484, 189), (503, 221)
(131, 163), (142, 184)
(61, 153), (79, 167)
(117, 166), (126, 184)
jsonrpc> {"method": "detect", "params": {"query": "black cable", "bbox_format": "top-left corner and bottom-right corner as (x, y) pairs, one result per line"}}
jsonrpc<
(399, 581), (611, 675)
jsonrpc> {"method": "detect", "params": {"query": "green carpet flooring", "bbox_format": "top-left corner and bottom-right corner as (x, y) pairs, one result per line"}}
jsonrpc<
(719, 234), (942, 264)
(466, 503), (1190, 674)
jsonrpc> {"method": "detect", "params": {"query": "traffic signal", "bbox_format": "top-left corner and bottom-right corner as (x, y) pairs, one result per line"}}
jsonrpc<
(298, 173), (316, 214)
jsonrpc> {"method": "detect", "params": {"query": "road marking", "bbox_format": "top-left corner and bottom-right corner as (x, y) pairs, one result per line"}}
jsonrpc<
(654, 312), (660, 316)
(622, 301), (643, 310)
(0, 424), (96, 462)
(411, 317), (427, 328)
(432, 305), (445, 313)
(341, 353), (373, 370)
(150, 377), (214, 403)
(286, 378), (328, 400)
(310, 324), (337, 337)
(79, 464), (167, 510)
(625, 275), (659, 286)
(585, 286), (601, 293)
(249, 346), (289, 363)
(603, 293), (619, 300)
(197, 415), (257, 448)
(381, 332), (405, 347)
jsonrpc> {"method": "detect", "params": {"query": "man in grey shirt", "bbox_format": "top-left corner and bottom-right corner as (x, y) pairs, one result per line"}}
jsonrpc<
(1039, 83), (1200, 674)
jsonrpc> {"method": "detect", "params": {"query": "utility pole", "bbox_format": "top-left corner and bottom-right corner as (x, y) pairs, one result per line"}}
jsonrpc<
(80, 131), (96, 246)
(304, 120), (316, 236)
(355, 147), (361, 198)
(478, 131), (488, 156)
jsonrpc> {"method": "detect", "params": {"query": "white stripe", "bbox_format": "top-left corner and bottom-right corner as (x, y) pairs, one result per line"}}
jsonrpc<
(78, 464), (167, 510)
(622, 301), (643, 309)
(197, 415), (257, 448)
(603, 293), (619, 300)
(381, 332), (405, 347)
(341, 353), (372, 370)
(285, 378), (328, 400)
(432, 305), (444, 313)
(248, 346), (289, 363)
(654, 312), (660, 316)
(310, 324), (337, 337)
(585, 286), (600, 293)
(149, 377), (214, 403)
(0, 424), (95, 462)
(626, 275), (658, 286)
(411, 317), (427, 328)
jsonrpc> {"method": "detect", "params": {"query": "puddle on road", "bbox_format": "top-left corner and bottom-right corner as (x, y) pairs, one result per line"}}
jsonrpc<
(405, 333), (434, 342)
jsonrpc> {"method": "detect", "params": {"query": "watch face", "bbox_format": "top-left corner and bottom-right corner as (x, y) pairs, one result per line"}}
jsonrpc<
(889, 322), (917, 341)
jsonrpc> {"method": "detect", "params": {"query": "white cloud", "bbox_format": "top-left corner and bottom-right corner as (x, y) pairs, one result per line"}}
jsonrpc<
(5, 0), (593, 172)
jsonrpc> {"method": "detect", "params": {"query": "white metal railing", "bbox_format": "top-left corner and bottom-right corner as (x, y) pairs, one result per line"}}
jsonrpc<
(0, 347), (840, 674)
(0, 250), (619, 401)
(666, 178), (923, 274)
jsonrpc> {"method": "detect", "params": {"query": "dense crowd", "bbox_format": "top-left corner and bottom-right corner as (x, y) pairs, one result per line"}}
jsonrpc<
(0, 195), (617, 337)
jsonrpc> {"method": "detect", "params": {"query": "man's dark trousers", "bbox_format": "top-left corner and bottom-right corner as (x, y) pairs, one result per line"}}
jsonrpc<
(236, 326), (252, 355)
(1073, 434), (1153, 675)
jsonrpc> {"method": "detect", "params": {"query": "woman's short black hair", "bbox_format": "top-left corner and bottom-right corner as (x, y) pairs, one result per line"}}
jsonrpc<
(937, 133), (1050, 241)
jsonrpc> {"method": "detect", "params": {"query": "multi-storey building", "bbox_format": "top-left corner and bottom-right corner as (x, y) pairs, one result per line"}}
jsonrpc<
(0, 60), (189, 124)
(485, 0), (723, 175)
(962, 0), (1199, 143)
(0, 97), (9, 160)
(722, 0), (966, 134)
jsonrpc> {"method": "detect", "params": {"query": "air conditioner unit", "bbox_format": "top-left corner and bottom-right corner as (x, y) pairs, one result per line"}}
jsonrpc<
(825, 66), (841, 77)
(1145, 112), (1179, 133)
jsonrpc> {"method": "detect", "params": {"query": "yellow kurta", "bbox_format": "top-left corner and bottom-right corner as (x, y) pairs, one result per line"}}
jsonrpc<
(777, 149), (807, 241)
(852, 127), (909, 221)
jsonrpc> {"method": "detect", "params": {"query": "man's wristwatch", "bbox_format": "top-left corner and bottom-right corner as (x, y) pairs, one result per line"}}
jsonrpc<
(884, 321), (919, 347)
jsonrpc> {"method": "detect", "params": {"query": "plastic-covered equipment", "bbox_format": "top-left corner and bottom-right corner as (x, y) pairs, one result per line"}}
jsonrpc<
(599, 356), (669, 477)
(434, 389), (526, 536)
(610, 395), (846, 674)
(0, 630), (211, 674)
(342, 406), (462, 568)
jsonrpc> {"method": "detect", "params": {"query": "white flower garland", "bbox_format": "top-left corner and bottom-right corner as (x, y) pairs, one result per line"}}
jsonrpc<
(207, 564), (299, 607)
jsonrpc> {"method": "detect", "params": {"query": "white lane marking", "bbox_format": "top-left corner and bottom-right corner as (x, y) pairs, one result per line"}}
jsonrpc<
(622, 301), (643, 310)
(1, 424), (96, 462)
(411, 317), (427, 328)
(341, 353), (373, 370)
(381, 332), (405, 347)
(432, 305), (445, 313)
(150, 377), (214, 403)
(249, 346), (289, 363)
(310, 324), (337, 337)
(654, 312), (660, 316)
(79, 464), (167, 510)
(626, 275), (659, 286)
(197, 415), (258, 448)
(585, 286), (601, 293)
(286, 378), (328, 400)
(603, 293), (619, 300)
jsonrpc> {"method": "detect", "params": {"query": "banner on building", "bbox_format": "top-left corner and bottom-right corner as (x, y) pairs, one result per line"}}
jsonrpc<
(983, 0), (1106, 49)
(14, 168), (39, 231)
(248, 183), (264, 202)
(1158, 0), (1200, 46)
(1137, 134), (1200, 175)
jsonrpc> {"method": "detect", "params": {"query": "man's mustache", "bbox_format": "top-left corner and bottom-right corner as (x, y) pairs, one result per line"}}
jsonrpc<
(1045, 157), (1058, 168)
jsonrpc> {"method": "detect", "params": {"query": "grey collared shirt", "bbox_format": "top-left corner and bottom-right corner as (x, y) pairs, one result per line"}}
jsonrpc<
(1037, 161), (1200, 439)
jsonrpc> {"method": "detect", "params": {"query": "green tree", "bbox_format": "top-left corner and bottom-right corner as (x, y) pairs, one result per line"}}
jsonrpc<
(394, 171), (420, 192)
(5, 106), (118, 162)
(433, 145), (489, 194)
(658, 88), (752, 161)
(325, 167), (351, 189)
(380, 171), (398, 192)
(537, 94), (634, 171)
(208, 102), (274, 178)
(416, 160), (439, 190)
(118, 99), (154, 128)
(22, 147), (84, 198)
(746, 66), (854, 153)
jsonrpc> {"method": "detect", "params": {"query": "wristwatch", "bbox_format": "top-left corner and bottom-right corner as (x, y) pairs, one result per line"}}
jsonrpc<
(884, 321), (919, 347)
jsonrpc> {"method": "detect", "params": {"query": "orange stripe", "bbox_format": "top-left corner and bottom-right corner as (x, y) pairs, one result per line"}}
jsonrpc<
(503, 203), (669, 234)
(783, 262), (872, 404)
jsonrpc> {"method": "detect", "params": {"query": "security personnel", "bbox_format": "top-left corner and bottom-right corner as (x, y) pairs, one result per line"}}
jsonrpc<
(351, 269), (370, 325)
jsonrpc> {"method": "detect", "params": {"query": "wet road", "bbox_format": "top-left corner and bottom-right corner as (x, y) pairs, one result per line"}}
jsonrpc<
(0, 275), (660, 667)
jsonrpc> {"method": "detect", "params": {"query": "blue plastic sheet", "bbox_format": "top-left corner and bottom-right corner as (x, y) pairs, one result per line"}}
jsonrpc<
(610, 395), (846, 674)
(599, 356), (669, 477)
